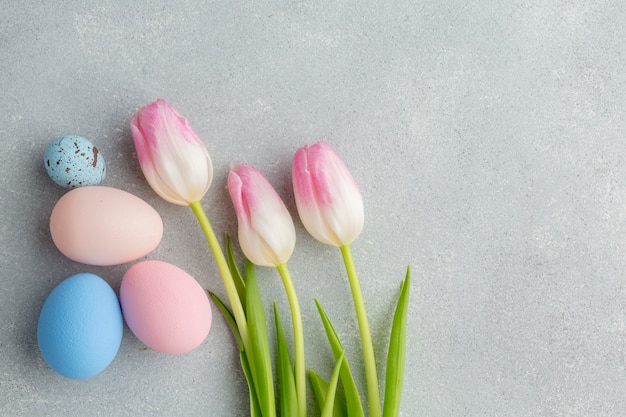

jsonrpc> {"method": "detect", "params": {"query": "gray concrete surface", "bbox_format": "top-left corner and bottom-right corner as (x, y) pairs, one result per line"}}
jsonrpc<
(2, 0), (626, 416)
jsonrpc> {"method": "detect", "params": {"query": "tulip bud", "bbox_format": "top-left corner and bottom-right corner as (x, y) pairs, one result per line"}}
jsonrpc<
(228, 164), (296, 267)
(130, 98), (213, 206)
(292, 142), (364, 247)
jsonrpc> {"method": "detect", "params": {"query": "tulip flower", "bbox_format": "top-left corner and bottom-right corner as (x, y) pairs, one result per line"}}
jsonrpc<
(130, 100), (252, 409)
(228, 164), (296, 267)
(228, 164), (306, 417)
(292, 141), (380, 417)
(292, 141), (364, 247)
(130, 98), (213, 206)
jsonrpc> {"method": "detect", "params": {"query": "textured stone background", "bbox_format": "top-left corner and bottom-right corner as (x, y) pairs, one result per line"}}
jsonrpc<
(2, 1), (626, 416)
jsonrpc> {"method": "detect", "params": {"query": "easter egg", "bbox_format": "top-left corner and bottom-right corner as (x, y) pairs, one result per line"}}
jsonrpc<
(44, 135), (106, 188)
(37, 273), (123, 379)
(120, 260), (212, 354)
(49, 186), (163, 266)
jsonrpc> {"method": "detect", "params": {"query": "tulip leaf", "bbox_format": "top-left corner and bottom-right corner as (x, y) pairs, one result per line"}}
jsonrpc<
(382, 267), (411, 417)
(225, 233), (246, 309)
(240, 349), (262, 417)
(322, 353), (345, 417)
(208, 291), (243, 351)
(273, 304), (298, 417)
(309, 369), (348, 417)
(315, 300), (365, 417)
(245, 261), (276, 417)
(309, 369), (326, 412)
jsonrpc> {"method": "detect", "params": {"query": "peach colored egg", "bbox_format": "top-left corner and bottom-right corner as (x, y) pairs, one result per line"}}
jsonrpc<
(120, 260), (212, 354)
(50, 186), (163, 266)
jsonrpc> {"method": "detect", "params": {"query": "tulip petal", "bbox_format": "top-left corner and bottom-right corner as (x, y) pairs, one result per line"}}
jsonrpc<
(293, 142), (364, 246)
(130, 99), (213, 205)
(228, 164), (295, 267)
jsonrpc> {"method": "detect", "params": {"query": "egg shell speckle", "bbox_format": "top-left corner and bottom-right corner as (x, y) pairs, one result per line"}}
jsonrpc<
(120, 260), (212, 354)
(44, 135), (106, 188)
(49, 186), (163, 266)
(37, 273), (123, 379)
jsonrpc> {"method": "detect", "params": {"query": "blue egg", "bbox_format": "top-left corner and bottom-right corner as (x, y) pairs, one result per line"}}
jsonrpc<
(44, 135), (106, 188)
(37, 273), (123, 379)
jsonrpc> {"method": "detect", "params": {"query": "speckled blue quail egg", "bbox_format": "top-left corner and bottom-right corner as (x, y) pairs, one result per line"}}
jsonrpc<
(44, 135), (106, 188)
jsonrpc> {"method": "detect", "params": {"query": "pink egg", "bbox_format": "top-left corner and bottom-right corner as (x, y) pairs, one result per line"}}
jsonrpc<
(120, 260), (212, 354)
(49, 186), (163, 266)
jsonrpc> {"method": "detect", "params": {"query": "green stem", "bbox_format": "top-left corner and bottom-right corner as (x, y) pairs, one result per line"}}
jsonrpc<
(276, 263), (306, 417)
(189, 201), (249, 353)
(340, 244), (380, 417)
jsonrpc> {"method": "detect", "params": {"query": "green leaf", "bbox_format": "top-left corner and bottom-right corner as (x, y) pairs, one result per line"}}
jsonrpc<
(309, 370), (326, 412)
(208, 291), (243, 351)
(309, 369), (348, 417)
(225, 233), (247, 308)
(315, 300), (365, 417)
(240, 349), (262, 417)
(245, 261), (276, 417)
(321, 353), (345, 417)
(382, 267), (411, 417)
(274, 304), (298, 417)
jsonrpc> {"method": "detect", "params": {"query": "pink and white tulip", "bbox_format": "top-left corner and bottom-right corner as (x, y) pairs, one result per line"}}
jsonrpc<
(130, 98), (213, 206)
(292, 142), (364, 247)
(228, 164), (296, 267)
